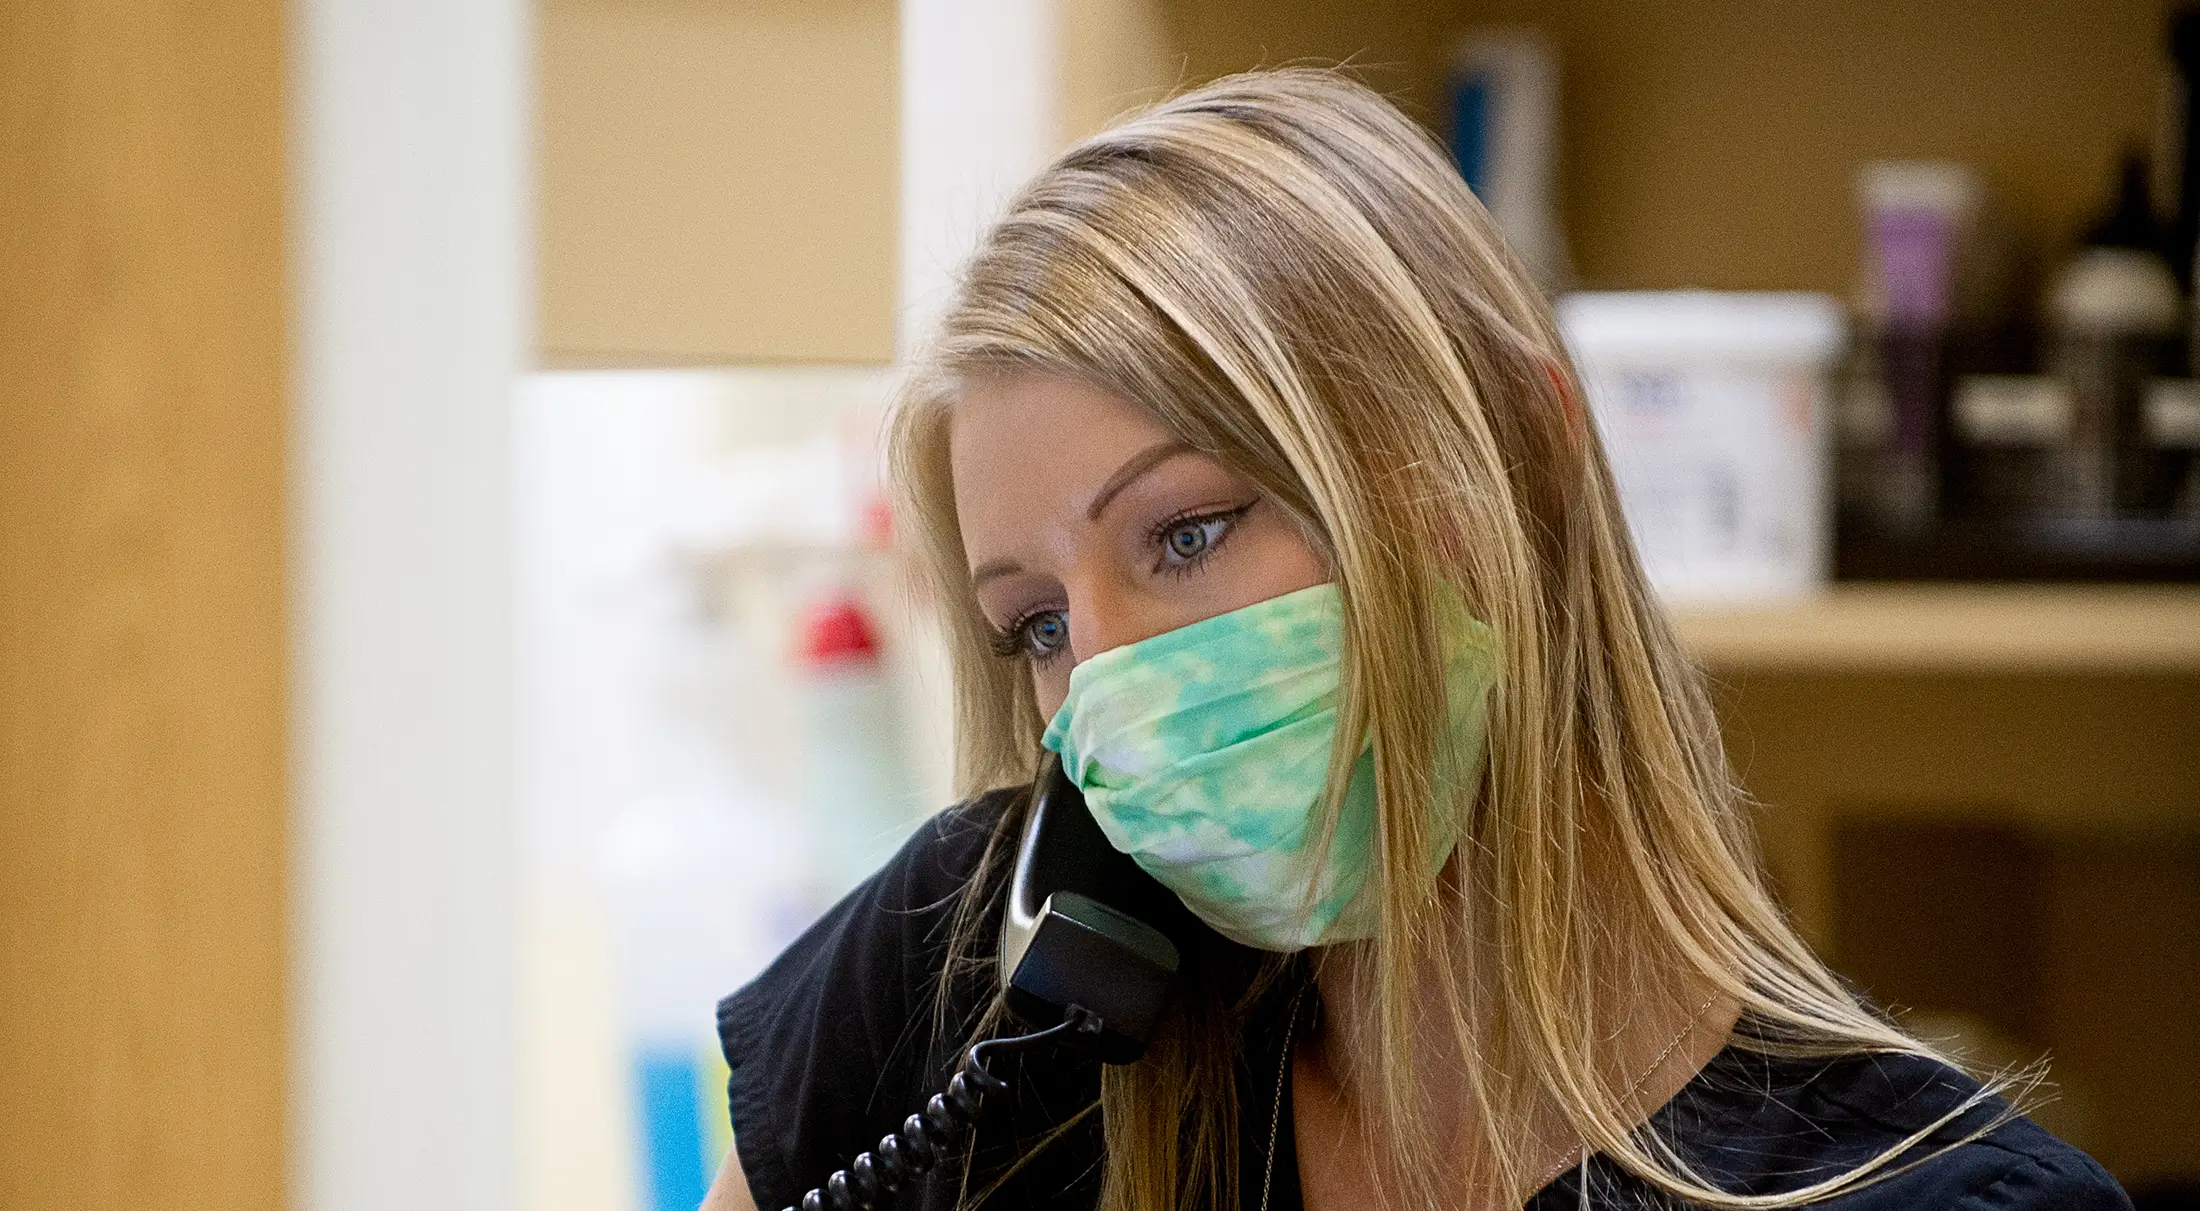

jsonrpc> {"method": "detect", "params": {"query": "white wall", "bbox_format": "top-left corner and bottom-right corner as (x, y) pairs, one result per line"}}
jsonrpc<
(292, 0), (530, 1206)
(899, 0), (1064, 352)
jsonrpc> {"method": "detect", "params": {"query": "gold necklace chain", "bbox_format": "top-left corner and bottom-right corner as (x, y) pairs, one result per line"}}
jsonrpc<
(1258, 984), (1308, 1211)
(1624, 993), (1719, 1103)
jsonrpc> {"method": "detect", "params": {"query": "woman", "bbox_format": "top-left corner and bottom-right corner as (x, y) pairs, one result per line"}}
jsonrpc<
(705, 71), (2125, 1211)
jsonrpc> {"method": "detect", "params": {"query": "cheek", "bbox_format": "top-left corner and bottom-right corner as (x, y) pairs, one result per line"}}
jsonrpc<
(1229, 510), (1330, 600)
(1033, 663), (1072, 724)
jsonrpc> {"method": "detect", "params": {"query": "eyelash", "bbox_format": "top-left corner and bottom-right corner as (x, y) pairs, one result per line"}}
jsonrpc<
(1147, 502), (1253, 577)
(984, 501), (1256, 664)
(988, 606), (1066, 662)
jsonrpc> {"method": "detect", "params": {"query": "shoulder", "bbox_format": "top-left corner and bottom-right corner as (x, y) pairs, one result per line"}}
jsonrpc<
(904, 784), (1027, 904)
(1667, 1047), (2129, 1210)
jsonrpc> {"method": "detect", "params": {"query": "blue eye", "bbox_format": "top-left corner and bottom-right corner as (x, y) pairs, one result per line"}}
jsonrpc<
(1155, 505), (1251, 570)
(1020, 609), (1070, 660)
(986, 607), (1069, 663)
(1164, 520), (1215, 560)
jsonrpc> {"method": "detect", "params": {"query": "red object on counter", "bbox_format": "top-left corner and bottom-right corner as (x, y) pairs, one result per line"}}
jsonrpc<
(798, 595), (881, 666)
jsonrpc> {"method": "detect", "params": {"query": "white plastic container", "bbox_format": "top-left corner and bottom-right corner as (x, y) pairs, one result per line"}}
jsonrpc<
(1559, 292), (1847, 603)
(794, 590), (925, 896)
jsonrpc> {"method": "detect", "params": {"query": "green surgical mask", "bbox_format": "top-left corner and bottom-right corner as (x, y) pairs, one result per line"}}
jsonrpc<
(1039, 583), (1499, 952)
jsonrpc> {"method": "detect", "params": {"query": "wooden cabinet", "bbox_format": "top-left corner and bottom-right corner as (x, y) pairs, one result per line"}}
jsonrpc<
(0, 2), (289, 1208)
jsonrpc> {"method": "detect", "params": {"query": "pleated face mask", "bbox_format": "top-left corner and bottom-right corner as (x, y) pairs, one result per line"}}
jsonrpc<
(1039, 583), (1500, 952)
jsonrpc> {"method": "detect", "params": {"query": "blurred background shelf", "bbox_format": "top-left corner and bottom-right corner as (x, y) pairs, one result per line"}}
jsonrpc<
(1679, 583), (2200, 1187)
(1674, 584), (2200, 673)
(1688, 586), (2200, 1188)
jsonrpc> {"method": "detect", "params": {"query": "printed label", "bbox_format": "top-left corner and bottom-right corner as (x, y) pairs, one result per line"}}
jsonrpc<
(2144, 380), (2200, 449)
(1953, 376), (2073, 447)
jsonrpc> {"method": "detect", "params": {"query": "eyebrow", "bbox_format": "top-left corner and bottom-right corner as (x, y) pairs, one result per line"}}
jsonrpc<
(970, 557), (1022, 588)
(966, 440), (1198, 590)
(1085, 440), (1196, 522)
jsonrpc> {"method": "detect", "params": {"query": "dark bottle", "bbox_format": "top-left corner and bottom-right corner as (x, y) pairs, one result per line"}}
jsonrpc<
(2040, 153), (2183, 517)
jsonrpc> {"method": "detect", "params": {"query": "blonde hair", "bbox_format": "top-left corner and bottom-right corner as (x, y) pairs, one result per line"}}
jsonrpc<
(891, 68), (2004, 1211)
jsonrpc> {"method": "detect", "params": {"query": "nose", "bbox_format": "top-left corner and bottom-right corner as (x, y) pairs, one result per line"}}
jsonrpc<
(1064, 575), (1173, 666)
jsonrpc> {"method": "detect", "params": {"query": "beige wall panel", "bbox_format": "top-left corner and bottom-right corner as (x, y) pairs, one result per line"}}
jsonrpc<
(1061, 0), (1178, 142)
(538, 0), (899, 366)
(0, 3), (289, 1209)
(1154, 0), (1458, 128)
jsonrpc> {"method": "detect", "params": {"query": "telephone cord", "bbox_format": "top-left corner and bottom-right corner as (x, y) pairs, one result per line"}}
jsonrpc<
(780, 1006), (1104, 1211)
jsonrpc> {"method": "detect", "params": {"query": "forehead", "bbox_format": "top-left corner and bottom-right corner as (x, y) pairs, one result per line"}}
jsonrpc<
(947, 373), (1179, 530)
(949, 371), (1171, 459)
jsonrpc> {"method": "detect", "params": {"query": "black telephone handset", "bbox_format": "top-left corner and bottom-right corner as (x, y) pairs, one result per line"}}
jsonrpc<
(998, 754), (1193, 1063)
(779, 758), (1200, 1211)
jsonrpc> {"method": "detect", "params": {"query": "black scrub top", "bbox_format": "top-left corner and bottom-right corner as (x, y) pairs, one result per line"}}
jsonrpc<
(718, 789), (2129, 1211)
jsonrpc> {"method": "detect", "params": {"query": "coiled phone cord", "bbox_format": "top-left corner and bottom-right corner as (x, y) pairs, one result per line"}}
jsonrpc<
(781, 1006), (1104, 1211)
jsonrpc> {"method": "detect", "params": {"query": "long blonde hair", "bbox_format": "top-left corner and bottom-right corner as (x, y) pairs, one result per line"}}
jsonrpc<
(891, 68), (2000, 1211)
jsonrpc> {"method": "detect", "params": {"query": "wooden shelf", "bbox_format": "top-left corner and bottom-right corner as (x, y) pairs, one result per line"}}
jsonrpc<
(1672, 584), (2200, 674)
